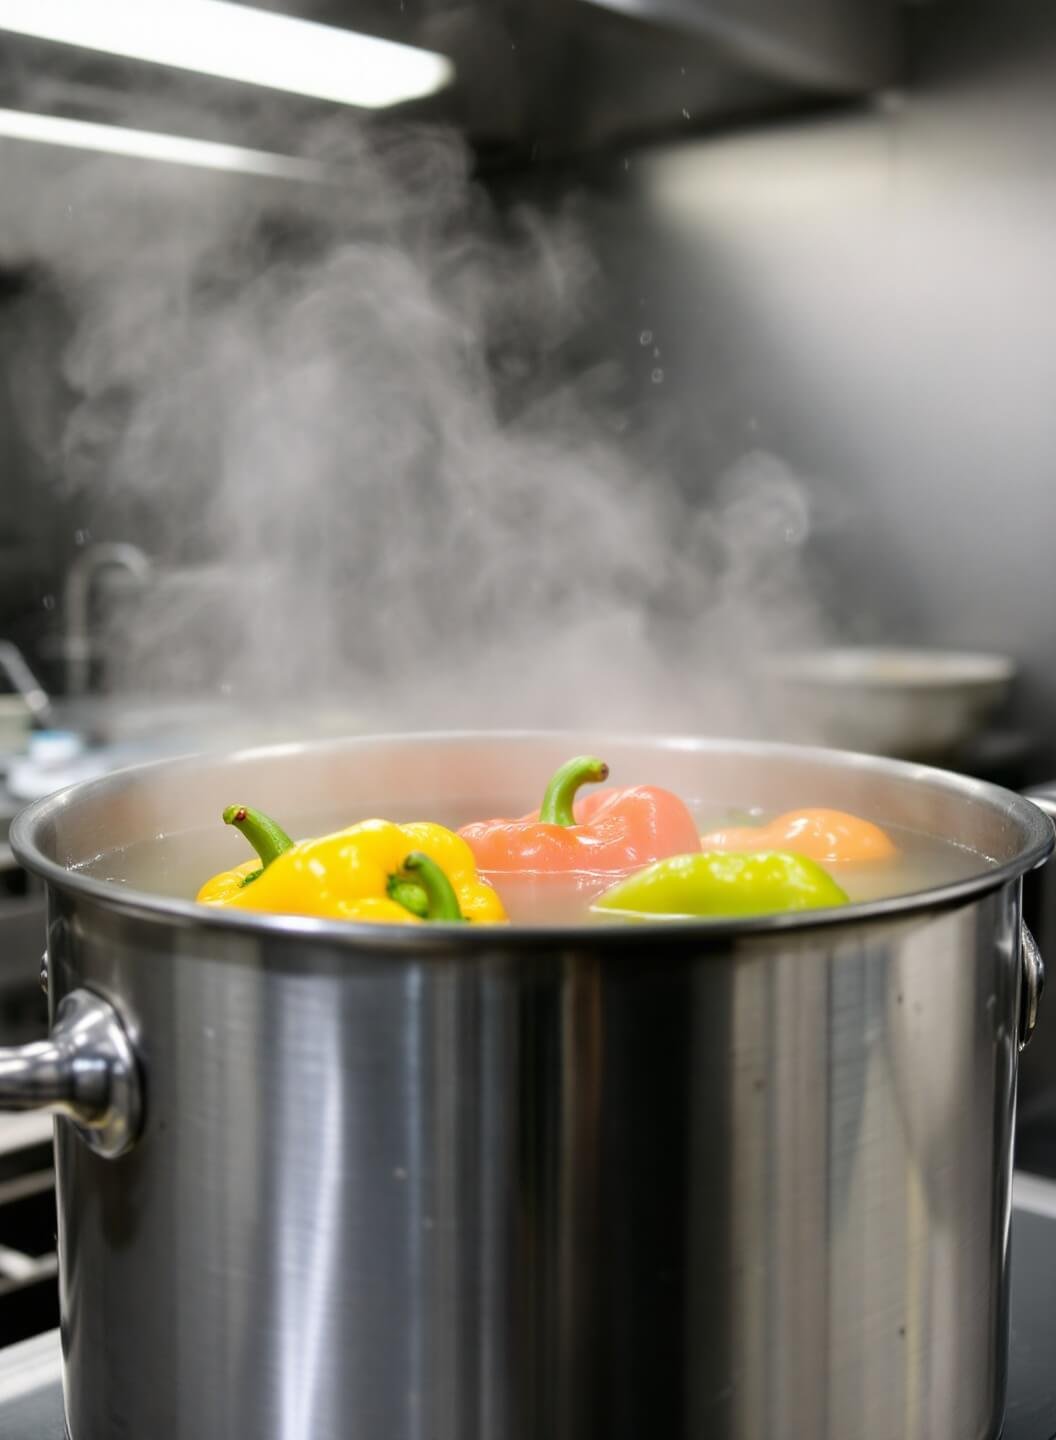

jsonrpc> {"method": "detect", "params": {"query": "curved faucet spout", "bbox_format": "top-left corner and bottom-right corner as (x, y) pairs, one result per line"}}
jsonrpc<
(63, 543), (152, 696)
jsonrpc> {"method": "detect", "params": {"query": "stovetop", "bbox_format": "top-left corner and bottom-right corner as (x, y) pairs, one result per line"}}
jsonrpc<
(1, 1176), (1055, 1439)
(1007, 1177), (1056, 1440)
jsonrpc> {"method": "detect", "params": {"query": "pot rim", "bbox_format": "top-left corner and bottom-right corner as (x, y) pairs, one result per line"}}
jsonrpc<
(10, 730), (1055, 949)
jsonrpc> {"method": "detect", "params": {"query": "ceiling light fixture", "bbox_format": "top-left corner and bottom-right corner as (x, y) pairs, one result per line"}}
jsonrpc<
(0, 0), (454, 110)
(0, 107), (328, 178)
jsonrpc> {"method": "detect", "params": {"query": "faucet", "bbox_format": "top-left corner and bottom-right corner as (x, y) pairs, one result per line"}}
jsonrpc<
(62, 543), (152, 696)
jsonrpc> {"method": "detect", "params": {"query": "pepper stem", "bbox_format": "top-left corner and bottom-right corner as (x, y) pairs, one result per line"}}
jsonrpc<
(538, 755), (610, 827)
(222, 805), (294, 869)
(386, 878), (428, 919)
(393, 853), (464, 922)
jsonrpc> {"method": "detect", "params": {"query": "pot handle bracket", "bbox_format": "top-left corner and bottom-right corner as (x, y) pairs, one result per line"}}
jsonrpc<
(0, 988), (142, 1158)
(1021, 924), (1045, 1051)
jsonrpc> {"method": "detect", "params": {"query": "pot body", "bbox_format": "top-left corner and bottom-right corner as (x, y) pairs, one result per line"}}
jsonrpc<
(10, 734), (1052, 1440)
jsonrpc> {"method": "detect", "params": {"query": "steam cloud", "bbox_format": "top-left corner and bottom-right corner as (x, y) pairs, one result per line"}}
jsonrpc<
(5, 119), (830, 737)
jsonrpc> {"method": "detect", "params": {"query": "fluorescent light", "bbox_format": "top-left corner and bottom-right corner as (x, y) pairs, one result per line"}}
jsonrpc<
(0, 0), (454, 109)
(0, 108), (329, 178)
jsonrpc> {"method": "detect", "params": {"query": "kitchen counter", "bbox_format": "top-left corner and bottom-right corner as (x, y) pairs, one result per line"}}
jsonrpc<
(0, 784), (22, 848)
(0, 783), (45, 1011)
(0, 1332), (60, 1436)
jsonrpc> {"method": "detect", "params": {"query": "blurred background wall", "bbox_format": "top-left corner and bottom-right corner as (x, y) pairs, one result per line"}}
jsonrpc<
(2, 0), (1056, 768)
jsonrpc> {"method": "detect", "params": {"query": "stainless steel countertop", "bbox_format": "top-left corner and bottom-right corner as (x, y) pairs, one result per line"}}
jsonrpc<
(0, 1115), (52, 1156)
(0, 1332), (60, 1409)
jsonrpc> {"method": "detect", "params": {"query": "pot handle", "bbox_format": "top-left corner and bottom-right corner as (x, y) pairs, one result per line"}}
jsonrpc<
(1021, 924), (1045, 1050)
(0, 989), (141, 1158)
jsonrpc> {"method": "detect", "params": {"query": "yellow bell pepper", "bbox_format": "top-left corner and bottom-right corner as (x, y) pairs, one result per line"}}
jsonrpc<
(197, 805), (506, 925)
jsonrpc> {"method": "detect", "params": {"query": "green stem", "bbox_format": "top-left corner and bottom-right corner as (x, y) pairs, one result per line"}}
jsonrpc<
(538, 755), (609, 827)
(394, 852), (464, 922)
(386, 878), (429, 919)
(222, 805), (294, 869)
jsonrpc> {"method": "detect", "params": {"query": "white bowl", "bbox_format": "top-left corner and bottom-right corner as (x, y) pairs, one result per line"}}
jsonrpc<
(762, 647), (1016, 759)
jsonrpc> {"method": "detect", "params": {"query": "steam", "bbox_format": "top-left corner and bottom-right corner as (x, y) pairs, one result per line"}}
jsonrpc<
(5, 120), (830, 735)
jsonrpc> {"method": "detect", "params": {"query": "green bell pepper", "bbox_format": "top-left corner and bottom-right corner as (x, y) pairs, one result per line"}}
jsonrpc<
(591, 851), (849, 919)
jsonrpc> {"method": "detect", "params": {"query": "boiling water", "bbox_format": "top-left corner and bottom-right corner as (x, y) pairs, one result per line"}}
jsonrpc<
(80, 800), (996, 926)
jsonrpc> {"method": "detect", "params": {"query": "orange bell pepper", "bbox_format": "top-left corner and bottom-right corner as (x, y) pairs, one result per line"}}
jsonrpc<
(699, 807), (896, 865)
(459, 755), (700, 876)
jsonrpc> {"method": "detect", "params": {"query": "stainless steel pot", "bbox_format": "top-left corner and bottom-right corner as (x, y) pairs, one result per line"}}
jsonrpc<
(2, 733), (1052, 1440)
